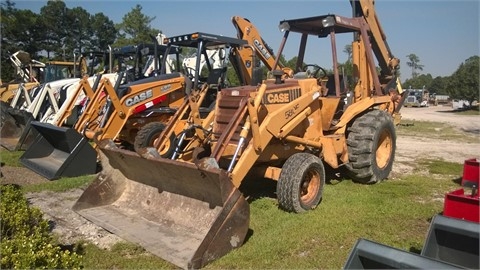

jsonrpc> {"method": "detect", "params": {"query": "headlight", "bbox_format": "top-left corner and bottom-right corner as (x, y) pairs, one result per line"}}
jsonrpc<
(278, 22), (290, 32)
(321, 16), (335, 28)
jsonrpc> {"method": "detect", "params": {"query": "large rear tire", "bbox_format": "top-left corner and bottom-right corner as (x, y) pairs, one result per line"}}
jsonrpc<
(134, 122), (175, 158)
(277, 153), (325, 213)
(345, 110), (396, 184)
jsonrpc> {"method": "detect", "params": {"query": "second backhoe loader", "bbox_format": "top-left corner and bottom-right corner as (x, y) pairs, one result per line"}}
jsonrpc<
(20, 33), (257, 180)
(0, 79), (81, 151)
(128, 16), (289, 151)
(0, 49), (116, 151)
(73, 0), (404, 268)
(0, 51), (45, 104)
(18, 42), (181, 179)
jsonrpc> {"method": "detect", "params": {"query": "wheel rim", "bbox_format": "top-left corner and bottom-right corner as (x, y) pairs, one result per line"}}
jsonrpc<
(300, 169), (321, 205)
(148, 132), (161, 148)
(376, 128), (393, 169)
(159, 138), (171, 156)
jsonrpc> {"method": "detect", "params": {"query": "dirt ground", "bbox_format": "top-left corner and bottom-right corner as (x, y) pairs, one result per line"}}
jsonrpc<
(394, 105), (479, 176)
(1, 104), (479, 249)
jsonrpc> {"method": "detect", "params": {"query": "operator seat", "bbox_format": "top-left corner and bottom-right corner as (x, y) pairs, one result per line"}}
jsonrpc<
(206, 67), (227, 90)
(199, 67), (228, 114)
(325, 74), (345, 96)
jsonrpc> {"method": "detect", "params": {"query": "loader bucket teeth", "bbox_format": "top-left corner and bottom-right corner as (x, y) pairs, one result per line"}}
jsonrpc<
(0, 109), (35, 151)
(19, 122), (97, 180)
(73, 140), (250, 269)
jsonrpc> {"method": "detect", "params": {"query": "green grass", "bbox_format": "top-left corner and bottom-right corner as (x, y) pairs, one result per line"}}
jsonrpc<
(80, 242), (177, 269)
(209, 169), (458, 269)
(29, 158), (458, 269)
(396, 120), (478, 143)
(417, 158), (464, 175)
(21, 175), (95, 193)
(1, 138), (471, 268)
(0, 149), (23, 167)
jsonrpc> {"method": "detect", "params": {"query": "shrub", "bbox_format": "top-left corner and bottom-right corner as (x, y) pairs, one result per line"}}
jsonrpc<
(0, 184), (82, 269)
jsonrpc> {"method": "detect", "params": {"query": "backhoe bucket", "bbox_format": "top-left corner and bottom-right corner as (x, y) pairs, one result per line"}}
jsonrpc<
(73, 140), (250, 269)
(0, 108), (36, 151)
(19, 122), (97, 180)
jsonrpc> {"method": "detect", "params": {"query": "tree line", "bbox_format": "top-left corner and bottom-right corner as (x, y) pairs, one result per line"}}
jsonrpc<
(404, 53), (479, 106)
(1, 0), (160, 81)
(2, 0), (478, 105)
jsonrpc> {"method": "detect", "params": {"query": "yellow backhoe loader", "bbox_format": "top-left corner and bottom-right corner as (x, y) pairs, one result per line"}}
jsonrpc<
(17, 42), (180, 178)
(72, 1), (404, 268)
(0, 51), (44, 104)
(20, 33), (259, 180)
(0, 50), (81, 132)
(0, 54), (87, 151)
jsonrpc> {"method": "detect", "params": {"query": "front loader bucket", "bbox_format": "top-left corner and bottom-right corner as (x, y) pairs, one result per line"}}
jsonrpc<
(421, 214), (479, 269)
(344, 238), (462, 269)
(20, 122), (97, 180)
(0, 108), (36, 151)
(73, 140), (250, 269)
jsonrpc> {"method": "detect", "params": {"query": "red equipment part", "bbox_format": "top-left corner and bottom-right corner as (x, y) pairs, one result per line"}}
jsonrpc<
(443, 158), (479, 223)
(443, 188), (479, 223)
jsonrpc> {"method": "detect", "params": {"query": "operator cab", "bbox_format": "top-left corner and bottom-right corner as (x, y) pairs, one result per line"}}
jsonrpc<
(276, 14), (357, 99)
(111, 43), (181, 83)
(162, 32), (261, 109)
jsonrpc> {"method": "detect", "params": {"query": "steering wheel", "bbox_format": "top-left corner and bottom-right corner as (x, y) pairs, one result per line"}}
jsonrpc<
(183, 65), (196, 80)
(303, 64), (327, 79)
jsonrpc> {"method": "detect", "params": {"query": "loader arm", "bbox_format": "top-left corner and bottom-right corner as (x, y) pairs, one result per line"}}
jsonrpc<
(73, 77), (110, 134)
(89, 74), (187, 144)
(4, 82), (38, 107)
(50, 76), (99, 126)
(9, 50), (45, 83)
(27, 83), (61, 119)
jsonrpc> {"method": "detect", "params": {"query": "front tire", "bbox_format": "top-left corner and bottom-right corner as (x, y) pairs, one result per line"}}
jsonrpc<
(345, 109), (396, 184)
(277, 153), (325, 213)
(134, 122), (175, 158)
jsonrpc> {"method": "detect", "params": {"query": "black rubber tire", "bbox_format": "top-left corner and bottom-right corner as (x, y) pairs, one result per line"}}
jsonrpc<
(345, 109), (396, 184)
(0, 103), (17, 134)
(134, 122), (175, 158)
(0, 101), (11, 127)
(277, 153), (325, 213)
(0, 101), (10, 113)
